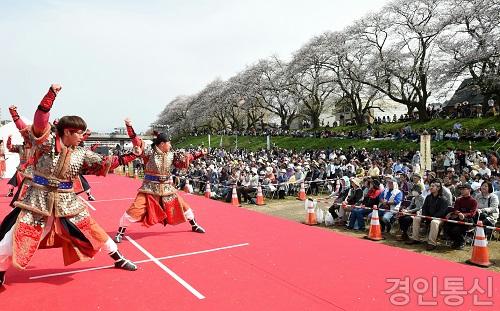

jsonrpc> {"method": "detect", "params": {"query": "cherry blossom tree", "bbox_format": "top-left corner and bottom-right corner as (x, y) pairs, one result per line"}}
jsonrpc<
(437, 0), (500, 106)
(288, 39), (338, 128)
(349, 0), (450, 119)
(239, 57), (300, 130)
(314, 31), (384, 124)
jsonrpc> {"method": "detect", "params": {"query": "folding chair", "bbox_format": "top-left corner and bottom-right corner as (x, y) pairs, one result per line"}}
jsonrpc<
(262, 185), (277, 200)
(318, 181), (328, 195)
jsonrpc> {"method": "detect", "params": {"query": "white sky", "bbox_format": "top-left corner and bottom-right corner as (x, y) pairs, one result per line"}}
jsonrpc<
(0, 0), (389, 132)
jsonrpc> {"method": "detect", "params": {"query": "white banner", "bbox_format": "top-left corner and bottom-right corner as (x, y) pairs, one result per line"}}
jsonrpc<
(420, 134), (432, 171)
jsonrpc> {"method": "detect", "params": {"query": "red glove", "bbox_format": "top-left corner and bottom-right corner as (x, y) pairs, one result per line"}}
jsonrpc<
(38, 86), (58, 112)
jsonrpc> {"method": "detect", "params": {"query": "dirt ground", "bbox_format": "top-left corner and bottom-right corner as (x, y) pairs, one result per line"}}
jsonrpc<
(239, 197), (500, 273)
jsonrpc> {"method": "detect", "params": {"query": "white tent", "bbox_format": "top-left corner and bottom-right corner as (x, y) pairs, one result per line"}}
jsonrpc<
(0, 117), (30, 178)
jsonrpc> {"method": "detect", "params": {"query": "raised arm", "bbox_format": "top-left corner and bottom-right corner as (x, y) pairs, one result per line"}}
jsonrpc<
(6, 135), (16, 153)
(33, 84), (61, 137)
(9, 105), (27, 130)
(9, 105), (33, 144)
(6, 135), (12, 150)
(124, 118), (143, 148)
(81, 149), (138, 176)
(173, 148), (207, 170)
(124, 118), (146, 157)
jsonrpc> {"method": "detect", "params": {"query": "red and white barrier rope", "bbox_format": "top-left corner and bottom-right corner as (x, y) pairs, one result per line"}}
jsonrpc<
(312, 200), (500, 232)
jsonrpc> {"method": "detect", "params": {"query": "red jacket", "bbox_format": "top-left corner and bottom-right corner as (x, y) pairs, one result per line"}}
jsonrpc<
(450, 195), (478, 218)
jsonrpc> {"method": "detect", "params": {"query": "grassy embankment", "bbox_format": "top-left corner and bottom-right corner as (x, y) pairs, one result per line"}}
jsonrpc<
(175, 116), (500, 152)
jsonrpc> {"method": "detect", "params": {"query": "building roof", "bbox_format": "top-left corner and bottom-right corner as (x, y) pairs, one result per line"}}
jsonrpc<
(443, 78), (484, 107)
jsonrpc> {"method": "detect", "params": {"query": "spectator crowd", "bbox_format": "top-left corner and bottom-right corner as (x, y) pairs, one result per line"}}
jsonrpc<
(136, 144), (500, 251)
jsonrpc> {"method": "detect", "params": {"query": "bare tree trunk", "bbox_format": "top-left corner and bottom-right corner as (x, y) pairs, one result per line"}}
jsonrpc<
(354, 113), (365, 125)
(311, 111), (321, 129)
(416, 104), (429, 120)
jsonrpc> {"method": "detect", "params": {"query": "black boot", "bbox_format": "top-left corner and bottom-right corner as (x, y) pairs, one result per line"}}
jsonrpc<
(109, 250), (137, 271)
(87, 194), (96, 201)
(0, 271), (5, 286)
(114, 227), (126, 243)
(189, 219), (205, 233)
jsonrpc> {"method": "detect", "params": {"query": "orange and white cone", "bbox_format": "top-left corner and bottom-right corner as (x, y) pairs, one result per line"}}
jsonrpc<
(256, 184), (265, 205)
(204, 182), (211, 198)
(466, 221), (494, 267)
(297, 182), (306, 201)
(168, 175), (174, 185)
(364, 206), (384, 241)
(304, 198), (317, 225)
(133, 169), (138, 179)
(231, 185), (240, 207)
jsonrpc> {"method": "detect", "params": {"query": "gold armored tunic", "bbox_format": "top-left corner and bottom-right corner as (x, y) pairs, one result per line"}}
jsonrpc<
(138, 146), (180, 197)
(126, 146), (196, 226)
(14, 129), (112, 217)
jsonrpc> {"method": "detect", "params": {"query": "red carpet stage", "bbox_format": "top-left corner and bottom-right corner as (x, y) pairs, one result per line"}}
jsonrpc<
(0, 175), (498, 310)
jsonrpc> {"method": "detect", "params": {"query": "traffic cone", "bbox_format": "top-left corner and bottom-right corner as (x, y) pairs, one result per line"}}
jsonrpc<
(364, 206), (384, 241)
(256, 184), (265, 205)
(466, 221), (494, 267)
(204, 183), (211, 198)
(168, 175), (174, 184)
(304, 198), (317, 225)
(231, 185), (240, 207)
(297, 182), (306, 201)
(125, 167), (130, 177)
(133, 169), (138, 179)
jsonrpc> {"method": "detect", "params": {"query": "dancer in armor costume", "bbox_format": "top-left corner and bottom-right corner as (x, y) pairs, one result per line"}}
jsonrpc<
(5, 106), (33, 198)
(5, 136), (29, 198)
(0, 140), (6, 179)
(0, 84), (138, 287)
(113, 119), (207, 243)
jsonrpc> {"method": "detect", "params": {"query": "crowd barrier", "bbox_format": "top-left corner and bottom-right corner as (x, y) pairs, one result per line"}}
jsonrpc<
(115, 166), (500, 232)
(311, 200), (500, 232)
